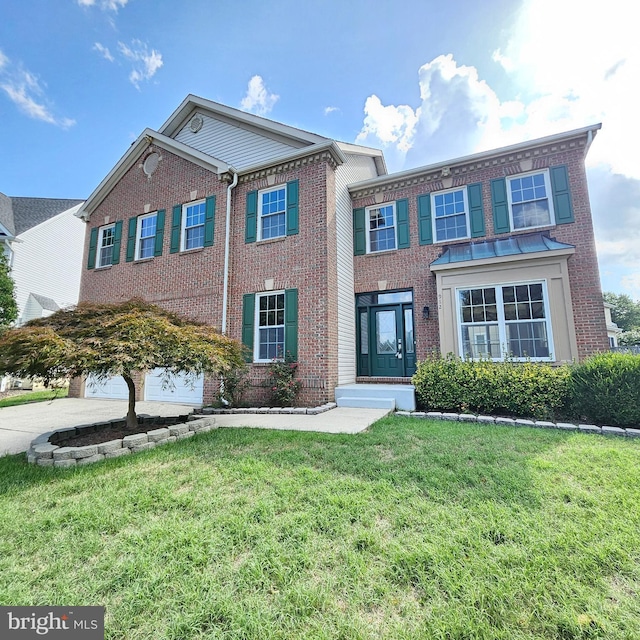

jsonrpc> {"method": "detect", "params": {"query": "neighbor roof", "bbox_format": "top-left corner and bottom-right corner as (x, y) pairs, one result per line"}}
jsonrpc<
(9, 197), (84, 235)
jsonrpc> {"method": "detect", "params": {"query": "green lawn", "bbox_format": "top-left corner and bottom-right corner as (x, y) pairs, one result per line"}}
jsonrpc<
(1, 416), (639, 639)
(0, 387), (68, 408)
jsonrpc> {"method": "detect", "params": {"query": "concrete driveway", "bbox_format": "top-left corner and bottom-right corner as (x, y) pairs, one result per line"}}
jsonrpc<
(0, 398), (196, 456)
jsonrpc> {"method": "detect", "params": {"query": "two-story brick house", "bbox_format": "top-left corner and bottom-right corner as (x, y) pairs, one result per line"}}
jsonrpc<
(72, 95), (607, 407)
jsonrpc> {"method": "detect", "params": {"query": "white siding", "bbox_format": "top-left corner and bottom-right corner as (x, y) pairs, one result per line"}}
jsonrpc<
(334, 155), (379, 385)
(11, 205), (85, 324)
(174, 114), (302, 169)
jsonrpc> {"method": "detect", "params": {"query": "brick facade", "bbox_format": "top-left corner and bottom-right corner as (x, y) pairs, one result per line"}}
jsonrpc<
(74, 99), (607, 407)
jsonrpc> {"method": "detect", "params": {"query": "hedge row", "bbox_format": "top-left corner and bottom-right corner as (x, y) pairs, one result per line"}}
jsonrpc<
(412, 353), (640, 427)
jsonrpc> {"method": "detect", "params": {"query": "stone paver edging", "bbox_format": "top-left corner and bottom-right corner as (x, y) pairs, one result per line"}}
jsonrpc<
(27, 402), (340, 467)
(395, 411), (640, 438)
(27, 414), (216, 467)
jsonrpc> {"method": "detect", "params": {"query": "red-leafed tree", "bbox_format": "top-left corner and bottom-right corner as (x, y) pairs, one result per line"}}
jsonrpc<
(0, 299), (244, 427)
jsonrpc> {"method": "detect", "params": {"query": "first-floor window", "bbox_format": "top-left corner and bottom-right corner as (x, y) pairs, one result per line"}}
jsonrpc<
(256, 292), (285, 360)
(136, 212), (157, 260)
(458, 282), (552, 360)
(97, 224), (115, 267)
(182, 201), (206, 250)
(367, 203), (396, 252)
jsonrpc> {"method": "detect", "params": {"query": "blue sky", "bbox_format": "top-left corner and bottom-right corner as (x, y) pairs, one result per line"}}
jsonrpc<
(1, 0), (637, 298)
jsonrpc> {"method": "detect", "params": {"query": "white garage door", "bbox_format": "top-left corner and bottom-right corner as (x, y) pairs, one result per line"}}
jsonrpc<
(85, 375), (129, 399)
(144, 368), (204, 404)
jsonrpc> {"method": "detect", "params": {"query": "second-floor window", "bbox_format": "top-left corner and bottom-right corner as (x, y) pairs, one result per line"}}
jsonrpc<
(367, 203), (396, 253)
(136, 212), (157, 260)
(182, 201), (206, 250)
(259, 186), (286, 240)
(97, 224), (115, 267)
(432, 188), (469, 242)
(508, 170), (555, 230)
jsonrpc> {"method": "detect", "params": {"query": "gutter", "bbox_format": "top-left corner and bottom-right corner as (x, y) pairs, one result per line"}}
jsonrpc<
(219, 168), (238, 405)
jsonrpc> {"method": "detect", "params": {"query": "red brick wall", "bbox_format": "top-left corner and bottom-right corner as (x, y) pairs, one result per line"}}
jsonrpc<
(78, 145), (336, 406)
(350, 144), (608, 362)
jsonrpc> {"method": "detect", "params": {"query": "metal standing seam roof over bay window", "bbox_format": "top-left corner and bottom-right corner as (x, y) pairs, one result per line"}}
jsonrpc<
(430, 232), (575, 268)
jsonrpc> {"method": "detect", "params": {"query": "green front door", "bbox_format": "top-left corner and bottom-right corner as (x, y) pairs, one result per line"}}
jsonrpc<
(368, 304), (416, 377)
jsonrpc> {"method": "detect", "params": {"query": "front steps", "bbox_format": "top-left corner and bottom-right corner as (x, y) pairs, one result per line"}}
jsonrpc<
(335, 383), (416, 411)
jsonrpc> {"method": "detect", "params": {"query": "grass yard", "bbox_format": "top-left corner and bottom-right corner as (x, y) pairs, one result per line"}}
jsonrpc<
(0, 416), (639, 639)
(0, 387), (68, 408)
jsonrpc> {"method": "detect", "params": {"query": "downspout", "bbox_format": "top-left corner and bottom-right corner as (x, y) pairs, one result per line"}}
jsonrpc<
(219, 168), (238, 404)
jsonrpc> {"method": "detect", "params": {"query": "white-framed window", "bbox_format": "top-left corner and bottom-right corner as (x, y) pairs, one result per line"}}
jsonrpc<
(366, 203), (396, 253)
(97, 224), (115, 267)
(136, 212), (157, 260)
(431, 188), (469, 242)
(182, 200), (206, 251)
(254, 291), (285, 361)
(457, 281), (554, 361)
(507, 170), (555, 230)
(258, 186), (286, 241)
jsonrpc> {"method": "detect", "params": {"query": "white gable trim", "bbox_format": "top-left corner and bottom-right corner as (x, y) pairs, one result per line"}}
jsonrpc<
(76, 129), (229, 221)
(160, 94), (329, 146)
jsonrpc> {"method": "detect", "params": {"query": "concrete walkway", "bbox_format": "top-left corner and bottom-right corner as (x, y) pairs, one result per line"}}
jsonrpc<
(0, 398), (390, 456)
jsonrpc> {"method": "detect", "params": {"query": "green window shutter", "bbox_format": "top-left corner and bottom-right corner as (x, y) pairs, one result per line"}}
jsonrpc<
(126, 217), (138, 262)
(87, 228), (98, 270)
(491, 178), (511, 234)
(170, 205), (182, 253)
(286, 180), (299, 236)
(396, 198), (410, 249)
(154, 209), (165, 257)
(467, 183), (485, 238)
(353, 207), (366, 255)
(246, 190), (257, 243)
(284, 288), (298, 361)
(204, 195), (216, 247)
(550, 165), (574, 224)
(242, 294), (255, 363)
(111, 220), (123, 265)
(417, 194), (433, 245)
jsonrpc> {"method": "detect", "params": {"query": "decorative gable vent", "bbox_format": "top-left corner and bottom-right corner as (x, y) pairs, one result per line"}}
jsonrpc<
(143, 152), (160, 176)
(189, 114), (204, 133)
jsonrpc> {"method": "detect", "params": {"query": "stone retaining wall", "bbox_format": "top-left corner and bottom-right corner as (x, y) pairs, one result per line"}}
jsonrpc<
(197, 402), (337, 416)
(395, 411), (640, 437)
(27, 415), (217, 468)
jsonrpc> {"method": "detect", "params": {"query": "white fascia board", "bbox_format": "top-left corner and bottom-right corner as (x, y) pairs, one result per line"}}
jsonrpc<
(238, 140), (347, 176)
(335, 142), (388, 176)
(76, 129), (228, 221)
(0, 221), (15, 241)
(349, 123), (602, 192)
(160, 94), (329, 145)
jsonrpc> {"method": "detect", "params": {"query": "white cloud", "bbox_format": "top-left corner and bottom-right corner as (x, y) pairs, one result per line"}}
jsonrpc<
(0, 52), (75, 128)
(77, 0), (129, 11)
(354, 1), (639, 294)
(324, 106), (340, 115)
(240, 76), (279, 116)
(93, 42), (114, 62)
(118, 40), (163, 89)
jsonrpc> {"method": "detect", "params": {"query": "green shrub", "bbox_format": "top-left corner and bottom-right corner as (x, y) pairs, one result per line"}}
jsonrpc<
(412, 354), (570, 420)
(568, 352), (640, 427)
(265, 352), (302, 407)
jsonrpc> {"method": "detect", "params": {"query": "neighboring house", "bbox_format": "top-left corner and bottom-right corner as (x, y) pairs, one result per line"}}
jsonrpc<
(0, 194), (85, 325)
(604, 302), (622, 348)
(71, 95), (609, 407)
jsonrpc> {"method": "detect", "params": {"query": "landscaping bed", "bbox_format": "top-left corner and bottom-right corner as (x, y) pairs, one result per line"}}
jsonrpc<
(26, 413), (216, 467)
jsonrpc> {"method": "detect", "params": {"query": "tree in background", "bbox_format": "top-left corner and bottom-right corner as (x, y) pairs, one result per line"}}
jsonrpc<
(0, 252), (18, 334)
(0, 299), (245, 427)
(604, 292), (640, 346)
